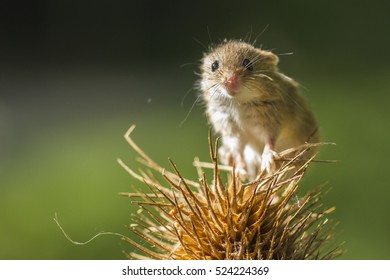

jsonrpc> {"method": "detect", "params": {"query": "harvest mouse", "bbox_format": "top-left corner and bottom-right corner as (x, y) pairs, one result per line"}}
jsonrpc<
(199, 39), (319, 179)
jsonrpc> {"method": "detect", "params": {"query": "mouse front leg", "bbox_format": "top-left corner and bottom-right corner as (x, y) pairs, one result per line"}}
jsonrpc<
(219, 135), (247, 179)
(260, 138), (279, 173)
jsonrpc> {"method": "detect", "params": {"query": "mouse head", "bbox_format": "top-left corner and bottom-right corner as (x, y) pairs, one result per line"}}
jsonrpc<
(200, 40), (279, 101)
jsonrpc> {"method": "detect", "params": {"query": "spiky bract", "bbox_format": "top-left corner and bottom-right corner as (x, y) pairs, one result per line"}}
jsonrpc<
(118, 125), (341, 260)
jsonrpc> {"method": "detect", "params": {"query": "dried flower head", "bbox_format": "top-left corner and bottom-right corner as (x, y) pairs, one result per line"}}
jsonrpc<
(118, 125), (341, 260)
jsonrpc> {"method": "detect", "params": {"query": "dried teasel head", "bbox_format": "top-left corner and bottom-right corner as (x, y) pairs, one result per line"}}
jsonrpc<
(118, 125), (342, 260)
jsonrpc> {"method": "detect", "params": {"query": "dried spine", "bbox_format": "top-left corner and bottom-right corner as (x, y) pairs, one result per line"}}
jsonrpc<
(118, 125), (340, 260)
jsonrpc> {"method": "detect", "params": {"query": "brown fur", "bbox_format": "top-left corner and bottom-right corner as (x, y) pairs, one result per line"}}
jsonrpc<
(200, 40), (319, 179)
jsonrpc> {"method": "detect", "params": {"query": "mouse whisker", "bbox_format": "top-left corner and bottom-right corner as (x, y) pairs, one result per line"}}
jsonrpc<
(179, 94), (202, 127)
(252, 73), (274, 81)
(180, 86), (195, 107)
(250, 54), (265, 63)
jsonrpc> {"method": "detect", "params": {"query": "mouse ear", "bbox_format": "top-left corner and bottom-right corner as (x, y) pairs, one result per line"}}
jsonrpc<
(260, 50), (279, 66)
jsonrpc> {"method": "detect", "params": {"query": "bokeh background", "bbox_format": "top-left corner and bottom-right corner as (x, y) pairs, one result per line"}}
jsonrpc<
(1, 0), (389, 259)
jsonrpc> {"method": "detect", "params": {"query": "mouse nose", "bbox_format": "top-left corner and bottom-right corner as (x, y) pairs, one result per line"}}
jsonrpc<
(224, 73), (239, 93)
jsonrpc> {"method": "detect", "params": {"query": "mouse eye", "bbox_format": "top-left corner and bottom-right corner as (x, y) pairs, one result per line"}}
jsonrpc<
(211, 60), (219, 72)
(242, 58), (253, 71)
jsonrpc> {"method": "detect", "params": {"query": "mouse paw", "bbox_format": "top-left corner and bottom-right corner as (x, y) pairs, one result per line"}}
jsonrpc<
(244, 145), (262, 180)
(218, 146), (233, 165)
(235, 159), (248, 180)
(218, 146), (248, 179)
(261, 149), (279, 173)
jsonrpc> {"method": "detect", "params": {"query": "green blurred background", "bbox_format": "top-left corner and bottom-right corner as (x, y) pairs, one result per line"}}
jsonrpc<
(1, 0), (389, 259)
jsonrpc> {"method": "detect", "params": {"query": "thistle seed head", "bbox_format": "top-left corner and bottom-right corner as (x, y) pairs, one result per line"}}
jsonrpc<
(118, 125), (341, 260)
